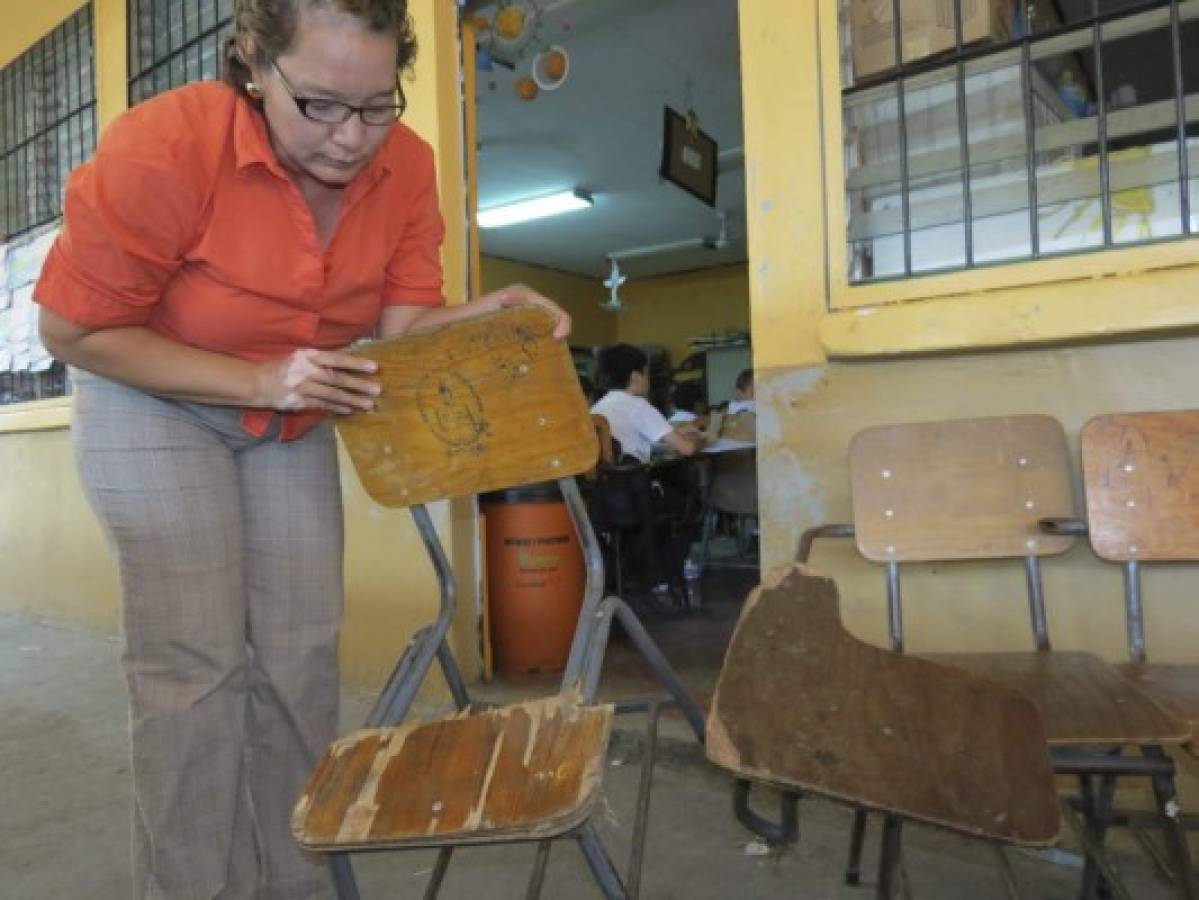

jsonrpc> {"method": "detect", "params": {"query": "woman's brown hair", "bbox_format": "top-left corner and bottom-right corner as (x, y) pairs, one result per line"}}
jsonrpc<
(223, 0), (418, 97)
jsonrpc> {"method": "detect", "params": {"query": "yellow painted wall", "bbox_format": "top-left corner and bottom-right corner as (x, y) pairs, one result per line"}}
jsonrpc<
(0, 0), (88, 67)
(612, 264), (749, 367)
(480, 256), (615, 349)
(740, 0), (1199, 797)
(480, 256), (750, 369)
(0, 0), (474, 698)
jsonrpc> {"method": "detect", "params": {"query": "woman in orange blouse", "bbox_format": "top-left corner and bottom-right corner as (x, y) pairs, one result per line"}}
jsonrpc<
(35, 2), (568, 897)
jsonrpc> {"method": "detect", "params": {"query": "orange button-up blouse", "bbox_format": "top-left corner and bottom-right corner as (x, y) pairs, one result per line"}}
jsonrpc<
(34, 81), (446, 440)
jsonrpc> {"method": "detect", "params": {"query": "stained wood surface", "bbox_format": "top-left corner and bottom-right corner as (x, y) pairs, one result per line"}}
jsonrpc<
(849, 416), (1075, 562)
(592, 415), (615, 466)
(928, 652), (1190, 746)
(1080, 411), (1199, 561)
(706, 567), (1061, 845)
(1116, 663), (1199, 738)
(293, 696), (613, 851)
(336, 307), (598, 508)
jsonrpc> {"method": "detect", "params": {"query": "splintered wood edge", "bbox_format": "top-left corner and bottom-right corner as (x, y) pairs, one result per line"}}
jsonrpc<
(293, 696), (615, 850)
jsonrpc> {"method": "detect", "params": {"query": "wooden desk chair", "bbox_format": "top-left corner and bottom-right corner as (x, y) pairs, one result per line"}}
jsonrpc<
(707, 567), (1060, 898)
(800, 415), (1191, 899)
(1041, 410), (1199, 887)
(1078, 412), (1199, 743)
(290, 308), (706, 899)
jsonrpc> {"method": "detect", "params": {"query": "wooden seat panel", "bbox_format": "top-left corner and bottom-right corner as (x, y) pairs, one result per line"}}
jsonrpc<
(849, 415), (1075, 562)
(1116, 662), (1199, 735)
(927, 652), (1190, 746)
(293, 697), (613, 851)
(337, 307), (598, 507)
(707, 568), (1061, 845)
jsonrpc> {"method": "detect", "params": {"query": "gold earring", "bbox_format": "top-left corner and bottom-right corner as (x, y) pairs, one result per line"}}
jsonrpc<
(245, 81), (263, 100)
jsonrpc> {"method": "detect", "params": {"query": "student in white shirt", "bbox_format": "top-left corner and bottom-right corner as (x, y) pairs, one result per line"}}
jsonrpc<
(590, 344), (703, 464)
(590, 344), (704, 603)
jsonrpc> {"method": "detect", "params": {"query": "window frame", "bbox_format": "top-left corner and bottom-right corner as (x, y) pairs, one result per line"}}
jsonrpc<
(126, 0), (233, 105)
(0, 2), (97, 242)
(818, 0), (1199, 312)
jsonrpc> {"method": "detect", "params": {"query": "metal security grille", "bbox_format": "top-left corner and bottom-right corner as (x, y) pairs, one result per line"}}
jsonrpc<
(0, 4), (97, 241)
(128, 0), (234, 104)
(841, 0), (1199, 283)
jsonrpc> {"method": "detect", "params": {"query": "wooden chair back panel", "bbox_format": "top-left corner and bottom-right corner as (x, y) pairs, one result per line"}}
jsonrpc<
(849, 415), (1075, 562)
(707, 568), (1060, 844)
(336, 308), (598, 507)
(1081, 411), (1199, 561)
(592, 415), (615, 466)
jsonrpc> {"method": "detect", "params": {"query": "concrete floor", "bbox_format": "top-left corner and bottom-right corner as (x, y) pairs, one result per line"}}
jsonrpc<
(0, 569), (1184, 898)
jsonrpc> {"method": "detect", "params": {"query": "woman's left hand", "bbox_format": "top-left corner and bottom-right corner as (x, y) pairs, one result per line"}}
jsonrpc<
(483, 283), (572, 339)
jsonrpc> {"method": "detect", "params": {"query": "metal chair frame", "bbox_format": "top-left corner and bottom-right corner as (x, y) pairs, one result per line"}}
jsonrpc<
(1040, 514), (1199, 894)
(323, 477), (707, 900)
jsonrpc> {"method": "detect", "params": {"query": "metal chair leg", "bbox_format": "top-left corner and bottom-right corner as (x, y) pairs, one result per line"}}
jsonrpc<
(846, 808), (868, 885)
(1060, 799), (1135, 900)
(525, 841), (552, 900)
(330, 853), (361, 900)
(1144, 746), (1196, 900)
(993, 843), (1023, 900)
(877, 816), (904, 900)
(733, 779), (800, 846)
(577, 821), (627, 900)
(573, 594), (705, 741)
(424, 848), (453, 900)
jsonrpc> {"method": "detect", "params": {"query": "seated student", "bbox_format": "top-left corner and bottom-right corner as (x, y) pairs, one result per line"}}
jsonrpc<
(665, 380), (708, 429)
(710, 368), (757, 517)
(714, 366), (752, 433)
(591, 344), (703, 601)
(591, 344), (703, 464)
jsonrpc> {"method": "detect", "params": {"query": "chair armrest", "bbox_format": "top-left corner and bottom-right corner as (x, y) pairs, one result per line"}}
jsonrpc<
(796, 523), (856, 563)
(1038, 517), (1089, 537)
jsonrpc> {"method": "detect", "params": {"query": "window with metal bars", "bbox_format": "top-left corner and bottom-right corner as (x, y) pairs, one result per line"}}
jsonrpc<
(0, 4), (97, 241)
(841, 0), (1199, 283)
(128, 0), (234, 105)
(0, 4), (96, 406)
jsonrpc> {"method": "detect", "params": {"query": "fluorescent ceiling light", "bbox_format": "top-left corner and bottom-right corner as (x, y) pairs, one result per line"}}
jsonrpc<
(478, 189), (593, 228)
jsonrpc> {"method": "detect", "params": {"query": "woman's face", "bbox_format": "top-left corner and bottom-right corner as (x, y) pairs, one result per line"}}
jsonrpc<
(250, 6), (399, 189)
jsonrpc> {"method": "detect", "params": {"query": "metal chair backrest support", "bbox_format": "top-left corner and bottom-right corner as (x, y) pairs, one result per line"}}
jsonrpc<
(847, 415), (1077, 652)
(336, 307), (601, 725)
(1080, 410), (1199, 662)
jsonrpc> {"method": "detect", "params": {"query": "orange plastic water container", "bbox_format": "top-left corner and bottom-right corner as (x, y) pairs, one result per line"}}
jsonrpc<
(481, 482), (585, 674)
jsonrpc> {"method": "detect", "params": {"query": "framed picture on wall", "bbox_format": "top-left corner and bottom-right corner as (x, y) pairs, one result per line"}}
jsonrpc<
(659, 106), (718, 207)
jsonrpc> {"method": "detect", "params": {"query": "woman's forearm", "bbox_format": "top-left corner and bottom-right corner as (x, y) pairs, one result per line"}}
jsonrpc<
(41, 317), (261, 406)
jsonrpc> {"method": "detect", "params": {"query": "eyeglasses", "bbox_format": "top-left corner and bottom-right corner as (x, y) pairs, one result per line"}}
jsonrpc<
(271, 60), (406, 126)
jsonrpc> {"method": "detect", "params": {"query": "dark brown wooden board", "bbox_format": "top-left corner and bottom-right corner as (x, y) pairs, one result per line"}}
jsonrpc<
(707, 567), (1061, 845)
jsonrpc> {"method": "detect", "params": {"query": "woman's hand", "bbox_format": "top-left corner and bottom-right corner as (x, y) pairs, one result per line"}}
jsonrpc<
(253, 348), (380, 414)
(482, 283), (572, 339)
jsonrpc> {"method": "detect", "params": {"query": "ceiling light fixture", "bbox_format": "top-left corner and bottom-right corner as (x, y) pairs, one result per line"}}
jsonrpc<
(477, 189), (593, 228)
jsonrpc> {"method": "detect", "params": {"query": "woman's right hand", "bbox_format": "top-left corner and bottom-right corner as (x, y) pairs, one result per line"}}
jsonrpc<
(253, 348), (380, 414)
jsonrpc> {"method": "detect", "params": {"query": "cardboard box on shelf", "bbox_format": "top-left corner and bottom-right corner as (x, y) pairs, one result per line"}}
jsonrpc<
(850, 0), (1015, 81)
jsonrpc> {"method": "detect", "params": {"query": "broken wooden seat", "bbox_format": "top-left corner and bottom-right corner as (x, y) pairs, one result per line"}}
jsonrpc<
(707, 567), (1060, 845)
(294, 696), (613, 851)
